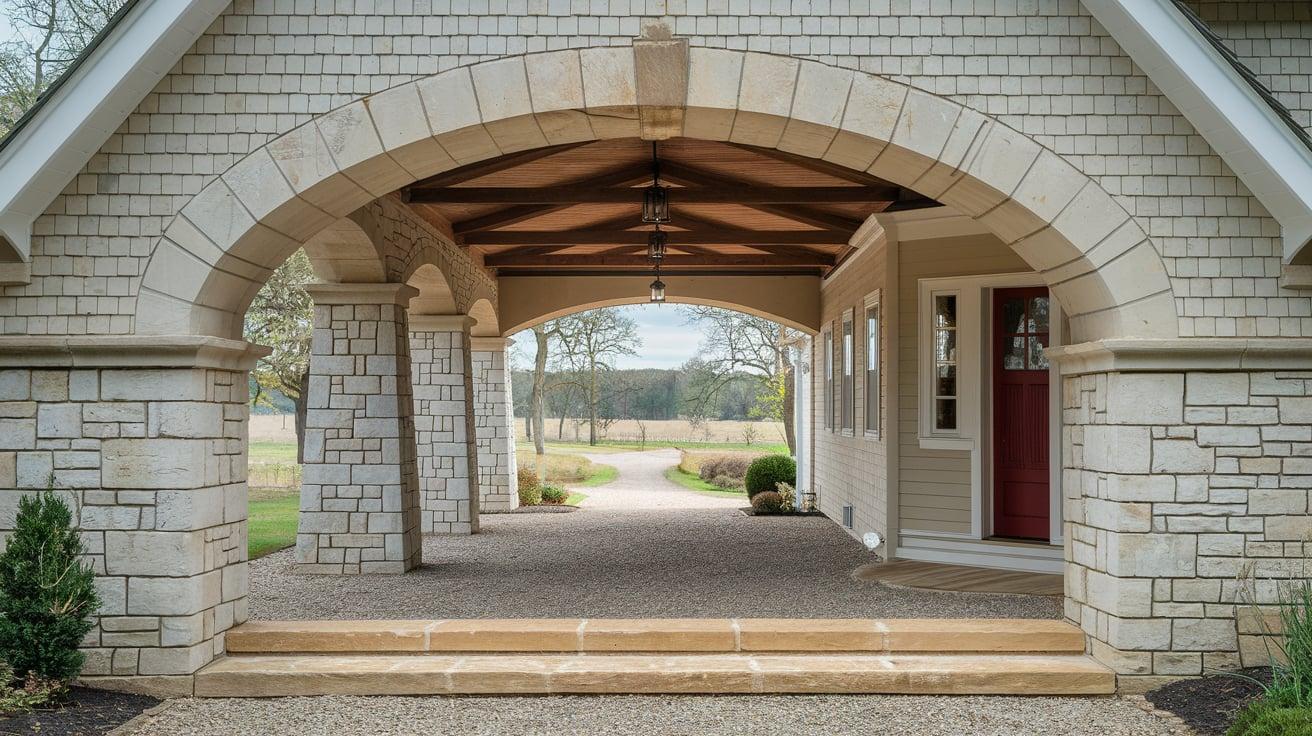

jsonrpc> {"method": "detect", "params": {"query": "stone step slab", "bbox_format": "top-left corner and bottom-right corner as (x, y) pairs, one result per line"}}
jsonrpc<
(225, 618), (1086, 655)
(195, 653), (1115, 697)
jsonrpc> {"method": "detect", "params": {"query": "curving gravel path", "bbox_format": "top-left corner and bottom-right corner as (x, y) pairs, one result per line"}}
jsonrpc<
(123, 694), (1185, 736)
(247, 449), (1061, 620)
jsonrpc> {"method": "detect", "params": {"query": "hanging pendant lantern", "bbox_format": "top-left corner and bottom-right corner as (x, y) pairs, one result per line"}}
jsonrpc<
(647, 228), (667, 261)
(641, 142), (671, 224)
(649, 276), (666, 303)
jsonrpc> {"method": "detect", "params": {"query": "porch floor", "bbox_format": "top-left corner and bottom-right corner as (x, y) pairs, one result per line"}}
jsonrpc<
(249, 451), (1062, 621)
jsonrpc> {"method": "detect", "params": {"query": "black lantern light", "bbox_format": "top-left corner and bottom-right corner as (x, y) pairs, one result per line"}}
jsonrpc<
(647, 228), (667, 261)
(641, 142), (671, 224)
(649, 273), (666, 303)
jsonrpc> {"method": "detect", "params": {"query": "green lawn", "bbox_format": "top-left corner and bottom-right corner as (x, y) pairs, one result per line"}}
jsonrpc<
(250, 441), (298, 462)
(664, 466), (748, 499)
(578, 463), (618, 487)
(565, 492), (587, 506)
(248, 490), (299, 559)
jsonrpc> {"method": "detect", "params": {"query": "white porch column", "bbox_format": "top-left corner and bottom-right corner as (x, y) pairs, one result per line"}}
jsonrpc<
(470, 337), (518, 511)
(295, 283), (423, 574)
(409, 315), (480, 535)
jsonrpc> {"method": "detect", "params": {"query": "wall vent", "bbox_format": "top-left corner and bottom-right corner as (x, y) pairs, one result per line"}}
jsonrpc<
(842, 504), (854, 529)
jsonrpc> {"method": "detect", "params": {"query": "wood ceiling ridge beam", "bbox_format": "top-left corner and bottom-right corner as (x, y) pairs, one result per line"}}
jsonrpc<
(483, 253), (836, 267)
(411, 187), (895, 204)
(463, 230), (851, 246)
(407, 141), (592, 189)
(448, 164), (653, 234)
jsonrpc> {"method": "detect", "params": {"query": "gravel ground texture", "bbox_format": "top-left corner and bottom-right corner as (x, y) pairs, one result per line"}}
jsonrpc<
(249, 449), (1061, 620)
(121, 694), (1186, 736)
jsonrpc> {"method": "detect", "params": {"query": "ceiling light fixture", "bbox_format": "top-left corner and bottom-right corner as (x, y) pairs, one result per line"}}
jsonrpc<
(641, 141), (671, 224)
(647, 227), (667, 261)
(649, 266), (666, 303)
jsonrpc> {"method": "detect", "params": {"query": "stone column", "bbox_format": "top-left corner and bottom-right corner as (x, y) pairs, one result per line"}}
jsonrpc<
(470, 337), (518, 511)
(0, 336), (263, 695)
(409, 315), (480, 534)
(296, 283), (422, 574)
(1054, 340), (1312, 685)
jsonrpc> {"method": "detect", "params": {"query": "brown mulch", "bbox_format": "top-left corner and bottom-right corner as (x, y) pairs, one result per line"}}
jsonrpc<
(1145, 667), (1272, 736)
(0, 686), (159, 735)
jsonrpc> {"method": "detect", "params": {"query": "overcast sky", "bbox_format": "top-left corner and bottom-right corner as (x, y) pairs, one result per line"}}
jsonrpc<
(510, 304), (706, 371)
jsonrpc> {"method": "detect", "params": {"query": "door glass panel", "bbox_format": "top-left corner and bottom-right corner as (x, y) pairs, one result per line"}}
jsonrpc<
(934, 295), (956, 328)
(1002, 297), (1026, 333)
(935, 399), (957, 431)
(1028, 335), (1049, 369)
(936, 364), (956, 396)
(1003, 336), (1026, 370)
(935, 330), (956, 363)
(1029, 296), (1050, 333)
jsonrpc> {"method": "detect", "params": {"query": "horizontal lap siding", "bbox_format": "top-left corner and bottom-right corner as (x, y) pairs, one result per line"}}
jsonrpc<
(813, 241), (888, 544)
(897, 233), (1030, 537)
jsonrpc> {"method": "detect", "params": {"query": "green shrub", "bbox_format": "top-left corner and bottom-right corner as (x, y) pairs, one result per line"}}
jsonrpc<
(540, 485), (568, 504)
(0, 489), (99, 685)
(750, 490), (784, 513)
(0, 661), (65, 715)
(517, 466), (542, 506)
(1229, 702), (1312, 736)
(744, 455), (796, 499)
(710, 474), (744, 491)
(698, 455), (752, 484)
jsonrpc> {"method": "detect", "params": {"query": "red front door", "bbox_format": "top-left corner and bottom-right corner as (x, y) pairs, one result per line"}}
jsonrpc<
(991, 287), (1050, 541)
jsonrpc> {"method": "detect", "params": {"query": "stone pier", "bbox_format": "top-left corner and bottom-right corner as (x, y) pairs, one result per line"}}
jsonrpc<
(470, 337), (518, 511)
(409, 315), (480, 534)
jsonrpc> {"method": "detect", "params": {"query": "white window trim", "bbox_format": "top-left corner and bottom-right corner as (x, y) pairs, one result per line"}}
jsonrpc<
(821, 323), (834, 432)
(840, 308), (855, 437)
(915, 271), (1060, 542)
(863, 289), (882, 440)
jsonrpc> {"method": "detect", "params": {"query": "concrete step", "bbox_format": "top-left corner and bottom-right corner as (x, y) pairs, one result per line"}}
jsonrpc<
(225, 618), (1087, 655)
(195, 652), (1116, 697)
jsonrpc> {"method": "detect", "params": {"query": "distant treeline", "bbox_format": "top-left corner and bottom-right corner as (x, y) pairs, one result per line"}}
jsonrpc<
(510, 365), (768, 422)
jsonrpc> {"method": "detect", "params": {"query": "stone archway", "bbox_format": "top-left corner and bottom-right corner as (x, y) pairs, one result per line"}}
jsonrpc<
(135, 46), (1177, 344)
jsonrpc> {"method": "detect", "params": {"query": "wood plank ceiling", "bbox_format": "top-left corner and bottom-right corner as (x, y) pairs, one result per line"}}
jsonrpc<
(400, 138), (941, 277)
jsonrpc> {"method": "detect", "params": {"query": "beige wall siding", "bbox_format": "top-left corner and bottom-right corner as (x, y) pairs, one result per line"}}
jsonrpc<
(812, 240), (889, 544)
(896, 233), (1031, 537)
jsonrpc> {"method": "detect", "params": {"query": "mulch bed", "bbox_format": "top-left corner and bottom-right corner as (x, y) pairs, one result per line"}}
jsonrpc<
(1146, 667), (1272, 736)
(0, 686), (160, 736)
(738, 507), (826, 517)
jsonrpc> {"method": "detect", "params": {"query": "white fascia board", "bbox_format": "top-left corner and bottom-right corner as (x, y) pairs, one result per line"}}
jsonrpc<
(1083, 0), (1312, 264)
(0, 0), (230, 269)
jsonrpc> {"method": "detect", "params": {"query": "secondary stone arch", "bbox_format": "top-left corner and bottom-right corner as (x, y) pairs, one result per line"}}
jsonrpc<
(135, 46), (1178, 342)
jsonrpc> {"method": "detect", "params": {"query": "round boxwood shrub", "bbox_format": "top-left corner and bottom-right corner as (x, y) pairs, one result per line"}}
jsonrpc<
(540, 485), (568, 504)
(750, 490), (785, 513)
(744, 455), (796, 499)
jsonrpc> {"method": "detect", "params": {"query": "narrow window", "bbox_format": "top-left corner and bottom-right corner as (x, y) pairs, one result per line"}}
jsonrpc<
(864, 302), (880, 436)
(932, 293), (958, 432)
(841, 310), (854, 433)
(822, 328), (834, 430)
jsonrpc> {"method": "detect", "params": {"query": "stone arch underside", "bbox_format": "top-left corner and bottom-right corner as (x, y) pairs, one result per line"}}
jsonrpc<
(136, 46), (1179, 342)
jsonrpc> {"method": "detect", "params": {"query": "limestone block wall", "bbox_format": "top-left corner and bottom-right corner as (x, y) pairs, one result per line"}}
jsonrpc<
(471, 340), (518, 511)
(1062, 357), (1312, 680)
(0, 339), (259, 695)
(295, 284), (423, 574)
(410, 317), (480, 535)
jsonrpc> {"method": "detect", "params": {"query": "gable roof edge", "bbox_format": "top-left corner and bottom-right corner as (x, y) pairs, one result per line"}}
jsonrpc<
(1083, 0), (1312, 266)
(0, 0), (230, 277)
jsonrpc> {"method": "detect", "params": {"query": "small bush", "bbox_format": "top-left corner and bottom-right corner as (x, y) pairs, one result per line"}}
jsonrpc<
(751, 491), (784, 513)
(697, 455), (752, 483)
(776, 482), (796, 510)
(1229, 702), (1312, 736)
(0, 662), (65, 715)
(0, 489), (99, 685)
(540, 485), (568, 504)
(711, 474), (744, 491)
(744, 455), (796, 499)
(517, 466), (542, 506)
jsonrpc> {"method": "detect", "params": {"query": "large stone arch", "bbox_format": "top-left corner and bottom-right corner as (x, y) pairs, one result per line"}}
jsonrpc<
(136, 46), (1178, 342)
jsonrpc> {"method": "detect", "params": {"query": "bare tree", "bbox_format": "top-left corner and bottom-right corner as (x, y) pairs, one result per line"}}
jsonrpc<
(681, 306), (800, 452)
(243, 251), (314, 462)
(553, 309), (640, 446)
(1, 0), (126, 136)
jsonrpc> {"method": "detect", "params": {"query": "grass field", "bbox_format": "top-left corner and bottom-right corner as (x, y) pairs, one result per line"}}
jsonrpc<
(248, 488), (298, 559)
(664, 466), (748, 499)
(566, 492), (587, 506)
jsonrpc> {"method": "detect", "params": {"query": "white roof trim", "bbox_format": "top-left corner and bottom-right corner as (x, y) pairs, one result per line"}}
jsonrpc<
(1083, 0), (1312, 264)
(0, 0), (228, 274)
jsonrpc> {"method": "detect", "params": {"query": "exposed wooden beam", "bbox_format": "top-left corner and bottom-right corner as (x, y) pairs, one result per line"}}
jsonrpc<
(658, 162), (866, 231)
(725, 142), (900, 188)
(484, 252), (835, 268)
(409, 142), (591, 189)
(407, 185), (896, 205)
(448, 165), (652, 234)
(466, 230), (850, 246)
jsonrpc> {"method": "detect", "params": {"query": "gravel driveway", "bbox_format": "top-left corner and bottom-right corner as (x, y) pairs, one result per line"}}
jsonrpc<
(248, 449), (1061, 620)
(124, 694), (1184, 736)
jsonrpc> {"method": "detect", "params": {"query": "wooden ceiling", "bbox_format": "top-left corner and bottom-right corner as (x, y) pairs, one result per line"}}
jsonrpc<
(400, 138), (940, 276)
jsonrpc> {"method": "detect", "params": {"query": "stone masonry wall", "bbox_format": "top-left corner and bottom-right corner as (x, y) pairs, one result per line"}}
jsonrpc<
(1, 1), (1309, 341)
(1064, 367), (1312, 678)
(410, 323), (480, 534)
(0, 363), (249, 693)
(296, 287), (423, 573)
(471, 345), (517, 511)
